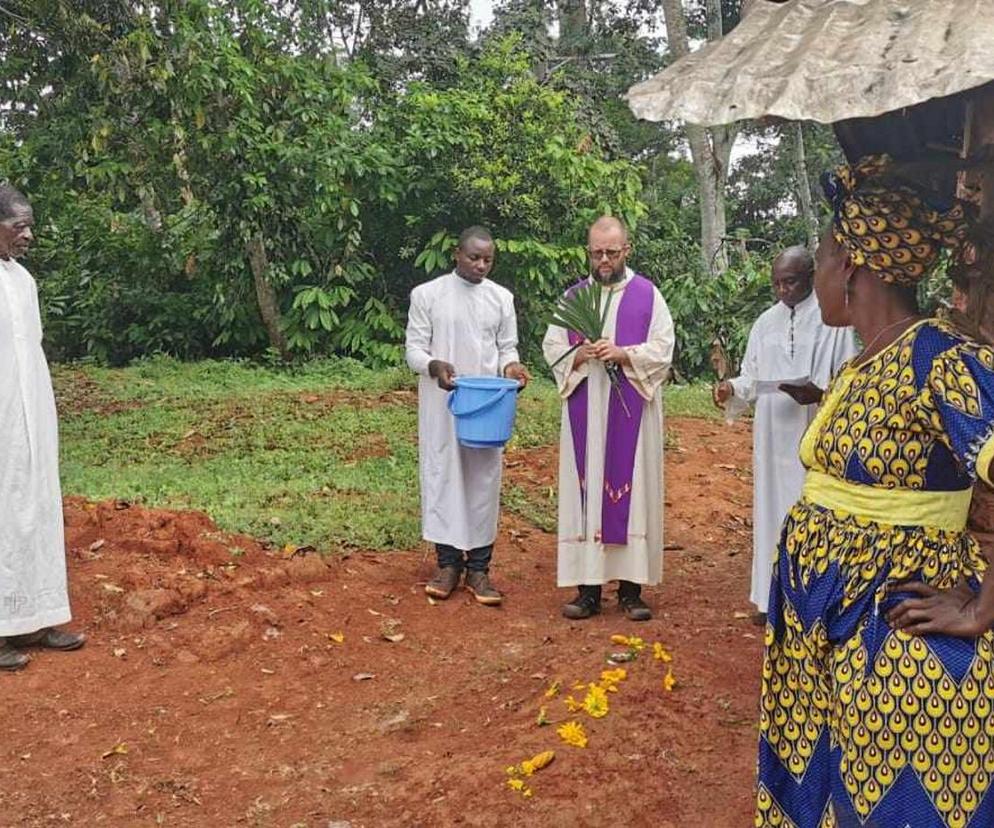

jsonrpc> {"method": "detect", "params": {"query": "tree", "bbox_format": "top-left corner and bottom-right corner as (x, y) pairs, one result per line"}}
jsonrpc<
(791, 122), (819, 250)
(370, 35), (646, 353)
(7, 0), (404, 362)
(660, 0), (738, 275)
(285, 0), (470, 86)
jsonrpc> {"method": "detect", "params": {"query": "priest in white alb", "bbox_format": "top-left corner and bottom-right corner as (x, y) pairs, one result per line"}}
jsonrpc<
(713, 245), (857, 622)
(406, 226), (530, 607)
(0, 185), (86, 671)
(543, 216), (675, 622)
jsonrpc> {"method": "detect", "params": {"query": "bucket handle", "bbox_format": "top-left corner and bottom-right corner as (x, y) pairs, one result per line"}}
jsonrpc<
(447, 385), (516, 418)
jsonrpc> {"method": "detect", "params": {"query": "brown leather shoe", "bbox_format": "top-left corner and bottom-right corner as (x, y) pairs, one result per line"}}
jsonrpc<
(465, 570), (502, 606)
(9, 628), (87, 651)
(425, 566), (462, 599)
(0, 642), (30, 671)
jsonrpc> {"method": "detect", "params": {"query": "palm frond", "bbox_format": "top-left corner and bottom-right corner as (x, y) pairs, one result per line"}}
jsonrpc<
(547, 279), (632, 417)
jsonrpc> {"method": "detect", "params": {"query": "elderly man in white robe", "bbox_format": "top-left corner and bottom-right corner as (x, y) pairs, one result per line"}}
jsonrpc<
(713, 245), (857, 623)
(406, 226), (530, 606)
(543, 216), (675, 621)
(0, 185), (86, 671)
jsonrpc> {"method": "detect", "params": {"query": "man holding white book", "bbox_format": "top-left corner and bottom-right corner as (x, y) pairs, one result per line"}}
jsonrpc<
(713, 246), (857, 621)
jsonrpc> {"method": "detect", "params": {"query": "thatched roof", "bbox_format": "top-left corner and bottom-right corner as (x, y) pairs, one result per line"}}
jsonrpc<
(627, 0), (994, 126)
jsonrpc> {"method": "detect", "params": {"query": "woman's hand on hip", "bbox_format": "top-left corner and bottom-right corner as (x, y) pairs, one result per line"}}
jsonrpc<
(886, 580), (990, 638)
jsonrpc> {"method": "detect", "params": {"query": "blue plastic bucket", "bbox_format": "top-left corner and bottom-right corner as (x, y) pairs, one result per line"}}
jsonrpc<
(447, 376), (520, 449)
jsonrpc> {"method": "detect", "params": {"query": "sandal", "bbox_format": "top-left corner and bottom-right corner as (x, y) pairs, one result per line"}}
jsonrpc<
(9, 628), (86, 651)
(0, 644), (30, 671)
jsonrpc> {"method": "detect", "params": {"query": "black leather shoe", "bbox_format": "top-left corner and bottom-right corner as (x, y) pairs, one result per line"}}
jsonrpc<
(0, 643), (30, 671)
(9, 628), (87, 651)
(562, 585), (602, 619)
(618, 581), (651, 621)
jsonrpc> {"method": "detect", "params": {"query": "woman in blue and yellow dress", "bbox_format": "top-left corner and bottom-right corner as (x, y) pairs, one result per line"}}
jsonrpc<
(756, 155), (994, 828)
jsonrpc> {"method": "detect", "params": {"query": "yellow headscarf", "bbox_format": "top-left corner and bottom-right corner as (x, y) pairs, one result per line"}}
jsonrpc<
(820, 155), (971, 286)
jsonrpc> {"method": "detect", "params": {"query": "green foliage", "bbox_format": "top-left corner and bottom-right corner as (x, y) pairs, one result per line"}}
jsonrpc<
(660, 256), (774, 379)
(3, 0), (843, 381)
(548, 281), (614, 350)
(728, 122), (843, 251)
(7, 8), (645, 368)
(368, 34), (646, 357)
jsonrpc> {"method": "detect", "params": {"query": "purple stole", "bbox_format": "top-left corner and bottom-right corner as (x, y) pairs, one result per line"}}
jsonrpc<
(566, 274), (655, 545)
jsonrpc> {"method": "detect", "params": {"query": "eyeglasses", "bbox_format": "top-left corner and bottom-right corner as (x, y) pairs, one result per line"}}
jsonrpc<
(587, 247), (628, 261)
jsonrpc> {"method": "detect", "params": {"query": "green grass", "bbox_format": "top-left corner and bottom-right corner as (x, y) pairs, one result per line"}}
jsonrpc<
(53, 357), (718, 552)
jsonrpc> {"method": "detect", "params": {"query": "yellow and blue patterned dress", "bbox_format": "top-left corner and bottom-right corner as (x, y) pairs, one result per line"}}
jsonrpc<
(756, 320), (994, 828)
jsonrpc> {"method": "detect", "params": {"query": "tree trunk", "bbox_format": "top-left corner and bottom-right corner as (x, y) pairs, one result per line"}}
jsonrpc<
(556, 0), (587, 50)
(246, 235), (291, 360)
(791, 122), (819, 251)
(684, 124), (728, 274)
(660, 0), (737, 275)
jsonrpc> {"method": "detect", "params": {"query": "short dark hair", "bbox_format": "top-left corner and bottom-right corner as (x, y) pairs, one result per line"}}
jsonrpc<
(0, 185), (30, 221)
(457, 225), (493, 248)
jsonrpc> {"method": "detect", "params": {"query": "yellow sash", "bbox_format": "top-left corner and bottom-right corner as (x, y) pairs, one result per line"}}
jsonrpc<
(803, 470), (971, 532)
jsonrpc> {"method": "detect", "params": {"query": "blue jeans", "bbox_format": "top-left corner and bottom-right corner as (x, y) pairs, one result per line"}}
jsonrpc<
(436, 543), (493, 573)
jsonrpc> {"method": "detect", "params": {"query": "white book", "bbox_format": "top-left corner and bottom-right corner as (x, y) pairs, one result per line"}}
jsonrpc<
(755, 375), (811, 395)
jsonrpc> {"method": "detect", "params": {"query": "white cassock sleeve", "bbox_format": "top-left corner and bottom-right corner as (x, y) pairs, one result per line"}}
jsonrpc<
(622, 289), (675, 401)
(497, 293), (521, 373)
(729, 323), (761, 404)
(811, 326), (859, 390)
(405, 287), (434, 376)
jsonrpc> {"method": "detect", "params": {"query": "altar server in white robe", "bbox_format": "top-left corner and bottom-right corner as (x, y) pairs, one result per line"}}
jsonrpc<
(0, 185), (86, 671)
(713, 246), (858, 620)
(406, 226), (530, 607)
(543, 216), (675, 622)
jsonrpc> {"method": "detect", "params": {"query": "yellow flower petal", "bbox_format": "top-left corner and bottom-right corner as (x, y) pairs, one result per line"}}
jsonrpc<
(556, 720), (589, 748)
(582, 683), (609, 719)
(527, 750), (555, 772)
(599, 668), (627, 688)
(663, 669), (677, 692)
(653, 642), (673, 662)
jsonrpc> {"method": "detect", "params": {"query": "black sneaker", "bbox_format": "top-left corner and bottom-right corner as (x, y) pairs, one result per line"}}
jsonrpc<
(618, 581), (651, 621)
(562, 585), (602, 620)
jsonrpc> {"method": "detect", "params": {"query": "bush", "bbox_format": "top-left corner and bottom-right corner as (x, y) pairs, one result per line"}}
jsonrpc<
(658, 256), (773, 380)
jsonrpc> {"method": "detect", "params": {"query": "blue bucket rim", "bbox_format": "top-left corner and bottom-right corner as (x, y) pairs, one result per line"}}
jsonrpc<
(453, 376), (519, 390)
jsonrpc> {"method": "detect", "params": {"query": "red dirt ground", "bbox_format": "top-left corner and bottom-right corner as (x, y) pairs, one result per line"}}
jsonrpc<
(2, 417), (763, 828)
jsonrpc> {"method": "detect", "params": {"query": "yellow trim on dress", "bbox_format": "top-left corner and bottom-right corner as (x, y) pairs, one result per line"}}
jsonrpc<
(977, 433), (994, 488)
(803, 470), (971, 532)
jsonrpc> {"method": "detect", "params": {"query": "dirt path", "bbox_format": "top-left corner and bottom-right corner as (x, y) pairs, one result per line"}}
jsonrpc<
(2, 418), (762, 827)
